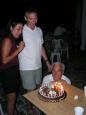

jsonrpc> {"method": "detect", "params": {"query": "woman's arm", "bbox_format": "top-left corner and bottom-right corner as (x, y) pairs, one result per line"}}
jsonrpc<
(2, 38), (24, 64)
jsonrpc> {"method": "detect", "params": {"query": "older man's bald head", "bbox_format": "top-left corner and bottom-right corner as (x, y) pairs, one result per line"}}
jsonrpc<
(52, 62), (65, 74)
(51, 62), (65, 81)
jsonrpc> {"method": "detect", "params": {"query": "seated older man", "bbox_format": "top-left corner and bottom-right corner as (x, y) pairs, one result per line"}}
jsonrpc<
(42, 62), (71, 85)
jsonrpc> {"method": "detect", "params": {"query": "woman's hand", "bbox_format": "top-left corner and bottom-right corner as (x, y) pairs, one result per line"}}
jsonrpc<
(18, 41), (25, 52)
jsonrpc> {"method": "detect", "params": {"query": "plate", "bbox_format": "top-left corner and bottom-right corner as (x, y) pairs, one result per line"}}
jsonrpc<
(38, 91), (67, 102)
(38, 84), (67, 102)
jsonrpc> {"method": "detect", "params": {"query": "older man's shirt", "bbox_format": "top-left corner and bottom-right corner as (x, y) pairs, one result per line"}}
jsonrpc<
(42, 74), (71, 85)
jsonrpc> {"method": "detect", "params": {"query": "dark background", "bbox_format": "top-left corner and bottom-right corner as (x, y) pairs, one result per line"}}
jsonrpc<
(0, 0), (82, 33)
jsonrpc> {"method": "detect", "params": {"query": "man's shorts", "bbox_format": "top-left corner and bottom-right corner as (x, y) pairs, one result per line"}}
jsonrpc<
(20, 68), (42, 90)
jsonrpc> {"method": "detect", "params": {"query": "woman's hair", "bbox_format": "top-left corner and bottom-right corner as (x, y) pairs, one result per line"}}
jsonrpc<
(0, 18), (23, 38)
(6, 18), (23, 32)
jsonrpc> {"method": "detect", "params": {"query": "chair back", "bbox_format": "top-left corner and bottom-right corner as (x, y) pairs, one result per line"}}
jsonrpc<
(52, 38), (69, 59)
(51, 52), (61, 64)
(52, 39), (64, 51)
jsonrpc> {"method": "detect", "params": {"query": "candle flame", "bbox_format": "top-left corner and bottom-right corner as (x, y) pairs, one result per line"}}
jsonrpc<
(53, 81), (64, 92)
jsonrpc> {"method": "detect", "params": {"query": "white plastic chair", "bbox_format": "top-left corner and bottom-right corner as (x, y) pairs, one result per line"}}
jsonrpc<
(51, 52), (61, 64)
(52, 39), (69, 59)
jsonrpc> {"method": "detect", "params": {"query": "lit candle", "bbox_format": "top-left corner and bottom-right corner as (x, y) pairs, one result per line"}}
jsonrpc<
(54, 82), (64, 92)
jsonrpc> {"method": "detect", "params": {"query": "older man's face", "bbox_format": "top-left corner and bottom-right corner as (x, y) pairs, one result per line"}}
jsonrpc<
(52, 64), (63, 81)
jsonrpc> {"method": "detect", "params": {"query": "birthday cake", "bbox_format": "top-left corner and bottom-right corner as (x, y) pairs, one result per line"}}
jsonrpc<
(38, 82), (66, 101)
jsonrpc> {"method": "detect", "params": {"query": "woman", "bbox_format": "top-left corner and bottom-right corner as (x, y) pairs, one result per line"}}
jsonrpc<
(0, 19), (25, 115)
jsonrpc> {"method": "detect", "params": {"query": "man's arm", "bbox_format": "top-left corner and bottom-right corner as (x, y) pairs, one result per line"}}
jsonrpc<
(41, 46), (52, 72)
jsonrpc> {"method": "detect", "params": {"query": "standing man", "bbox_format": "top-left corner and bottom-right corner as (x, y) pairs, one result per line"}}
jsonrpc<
(18, 8), (52, 91)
